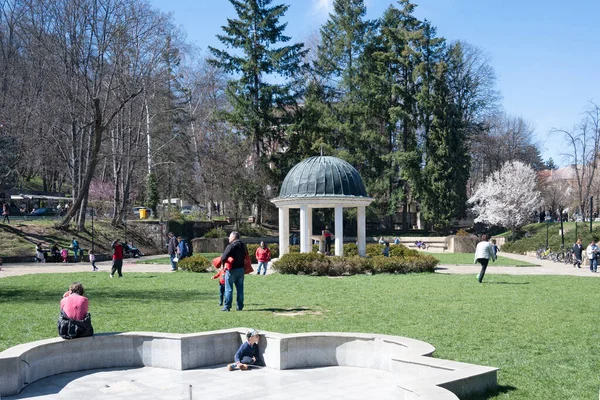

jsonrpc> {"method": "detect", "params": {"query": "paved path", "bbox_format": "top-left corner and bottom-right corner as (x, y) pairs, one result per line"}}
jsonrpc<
(435, 252), (600, 277)
(0, 255), (277, 278)
(0, 253), (598, 278)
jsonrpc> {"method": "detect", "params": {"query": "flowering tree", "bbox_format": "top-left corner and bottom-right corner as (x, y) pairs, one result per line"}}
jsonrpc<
(468, 161), (542, 232)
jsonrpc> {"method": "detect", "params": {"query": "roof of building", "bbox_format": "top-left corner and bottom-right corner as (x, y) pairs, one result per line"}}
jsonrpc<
(278, 156), (368, 199)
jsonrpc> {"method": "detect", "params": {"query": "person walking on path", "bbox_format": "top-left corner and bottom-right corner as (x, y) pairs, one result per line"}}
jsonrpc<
(110, 239), (124, 278)
(167, 232), (178, 271)
(572, 238), (583, 269)
(255, 241), (271, 275)
(176, 236), (188, 261)
(586, 240), (598, 273)
(89, 250), (98, 271)
(2, 203), (9, 224)
(71, 238), (80, 262)
(474, 234), (496, 283)
(220, 231), (247, 311)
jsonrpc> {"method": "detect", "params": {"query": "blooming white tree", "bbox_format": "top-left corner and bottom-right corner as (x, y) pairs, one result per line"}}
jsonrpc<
(468, 161), (542, 232)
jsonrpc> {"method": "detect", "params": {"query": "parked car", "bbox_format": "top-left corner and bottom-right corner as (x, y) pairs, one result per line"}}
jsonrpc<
(30, 207), (59, 216)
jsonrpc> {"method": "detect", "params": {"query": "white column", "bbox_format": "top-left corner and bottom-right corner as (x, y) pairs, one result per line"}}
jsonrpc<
(279, 207), (290, 255)
(357, 206), (366, 257)
(307, 207), (313, 251)
(335, 205), (344, 256)
(300, 205), (310, 253)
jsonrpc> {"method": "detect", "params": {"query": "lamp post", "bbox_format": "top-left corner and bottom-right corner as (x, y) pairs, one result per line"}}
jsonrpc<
(545, 215), (551, 249)
(91, 208), (95, 253)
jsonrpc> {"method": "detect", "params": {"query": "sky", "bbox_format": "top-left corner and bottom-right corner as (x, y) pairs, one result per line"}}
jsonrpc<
(148, 0), (600, 168)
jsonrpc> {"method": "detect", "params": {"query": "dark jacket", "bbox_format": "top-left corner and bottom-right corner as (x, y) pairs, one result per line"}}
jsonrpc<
(573, 243), (583, 260)
(234, 341), (260, 364)
(221, 240), (246, 269)
(167, 236), (178, 255)
(57, 310), (94, 339)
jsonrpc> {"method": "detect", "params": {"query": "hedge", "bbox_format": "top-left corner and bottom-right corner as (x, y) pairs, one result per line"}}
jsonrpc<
(272, 252), (438, 276)
(178, 254), (213, 273)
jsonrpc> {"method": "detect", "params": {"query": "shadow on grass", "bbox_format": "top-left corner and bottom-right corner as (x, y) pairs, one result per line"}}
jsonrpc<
(463, 384), (517, 399)
(485, 281), (530, 285)
(251, 307), (314, 313)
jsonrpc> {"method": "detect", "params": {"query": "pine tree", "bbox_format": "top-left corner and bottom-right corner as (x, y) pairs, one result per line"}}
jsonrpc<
(209, 0), (306, 222)
(208, 0), (306, 161)
(420, 62), (470, 229)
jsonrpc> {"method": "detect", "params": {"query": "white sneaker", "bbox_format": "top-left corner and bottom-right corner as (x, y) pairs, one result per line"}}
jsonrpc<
(109, 274), (113, 278)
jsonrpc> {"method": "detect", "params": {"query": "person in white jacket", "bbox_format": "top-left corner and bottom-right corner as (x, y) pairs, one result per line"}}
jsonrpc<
(474, 234), (497, 283)
(585, 240), (598, 272)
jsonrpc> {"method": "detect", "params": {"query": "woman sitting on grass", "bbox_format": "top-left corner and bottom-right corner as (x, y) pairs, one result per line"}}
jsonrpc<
(58, 282), (94, 339)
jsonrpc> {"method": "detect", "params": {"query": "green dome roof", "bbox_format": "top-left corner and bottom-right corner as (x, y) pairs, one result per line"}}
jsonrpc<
(278, 156), (368, 198)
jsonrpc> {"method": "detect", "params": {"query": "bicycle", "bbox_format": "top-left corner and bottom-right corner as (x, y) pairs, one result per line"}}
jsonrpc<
(563, 248), (574, 265)
(552, 245), (566, 263)
(536, 247), (549, 259)
(537, 247), (551, 260)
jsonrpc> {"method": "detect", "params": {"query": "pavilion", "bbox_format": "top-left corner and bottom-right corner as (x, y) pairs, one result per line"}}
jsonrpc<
(271, 156), (374, 257)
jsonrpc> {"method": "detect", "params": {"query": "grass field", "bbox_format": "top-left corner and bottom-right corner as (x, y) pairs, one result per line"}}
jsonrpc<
(1, 272), (599, 399)
(427, 252), (535, 266)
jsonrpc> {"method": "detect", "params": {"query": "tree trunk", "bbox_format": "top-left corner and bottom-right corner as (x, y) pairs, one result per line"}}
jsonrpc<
(57, 99), (104, 230)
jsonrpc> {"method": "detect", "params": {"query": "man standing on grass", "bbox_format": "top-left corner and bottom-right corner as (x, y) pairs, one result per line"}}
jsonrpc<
(110, 239), (124, 278)
(220, 231), (247, 311)
(474, 234), (496, 283)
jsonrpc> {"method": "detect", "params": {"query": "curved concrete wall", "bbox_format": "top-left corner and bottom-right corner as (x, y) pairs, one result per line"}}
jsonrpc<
(0, 329), (497, 399)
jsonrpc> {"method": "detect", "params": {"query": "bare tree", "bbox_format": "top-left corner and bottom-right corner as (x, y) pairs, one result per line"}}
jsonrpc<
(554, 102), (600, 221)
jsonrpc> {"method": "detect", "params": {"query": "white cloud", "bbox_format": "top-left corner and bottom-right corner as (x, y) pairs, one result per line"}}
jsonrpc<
(310, 0), (333, 16)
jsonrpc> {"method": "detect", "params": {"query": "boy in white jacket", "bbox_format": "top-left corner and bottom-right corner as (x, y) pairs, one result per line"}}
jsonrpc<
(474, 234), (497, 283)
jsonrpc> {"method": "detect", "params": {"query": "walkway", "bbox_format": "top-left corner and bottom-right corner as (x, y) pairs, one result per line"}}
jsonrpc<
(0, 253), (597, 278)
(435, 252), (600, 277)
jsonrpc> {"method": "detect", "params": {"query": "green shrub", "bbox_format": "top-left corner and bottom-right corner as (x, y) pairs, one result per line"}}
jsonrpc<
(389, 244), (418, 257)
(273, 252), (438, 276)
(366, 243), (385, 257)
(178, 254), (212, 273)
(344, 243), (358, 256)
(246, 243), (279, 263)
(288, 244), (319, 253)
(203, 228), (228, 238)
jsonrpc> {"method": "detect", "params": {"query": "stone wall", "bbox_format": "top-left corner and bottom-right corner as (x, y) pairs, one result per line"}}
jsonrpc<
(0, 328), (498, 399)
(446, 235), (478, 253)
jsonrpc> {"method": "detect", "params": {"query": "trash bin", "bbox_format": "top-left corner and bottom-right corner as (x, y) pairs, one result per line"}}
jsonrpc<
(139, 209), (147, 219)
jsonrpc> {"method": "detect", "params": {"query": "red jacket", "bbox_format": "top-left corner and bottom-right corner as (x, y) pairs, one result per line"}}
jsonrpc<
(212, 269), (225, 284)
(112, 243), (124, 260)
(255, 247), (271, 262)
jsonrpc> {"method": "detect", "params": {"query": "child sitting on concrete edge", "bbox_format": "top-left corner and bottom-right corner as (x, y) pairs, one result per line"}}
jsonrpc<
(228, 329), (262, 371)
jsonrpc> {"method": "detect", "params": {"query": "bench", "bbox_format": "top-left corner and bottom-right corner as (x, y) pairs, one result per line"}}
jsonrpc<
(0, 328), (498, 399)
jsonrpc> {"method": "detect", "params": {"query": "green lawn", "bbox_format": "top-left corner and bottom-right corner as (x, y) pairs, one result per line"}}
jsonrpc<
(428, 252), (535, 266)
(137, 253), (221, 264)
(1, 272), (598, 399)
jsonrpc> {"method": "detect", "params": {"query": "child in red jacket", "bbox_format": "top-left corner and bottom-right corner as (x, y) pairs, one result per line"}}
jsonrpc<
(211, 257), (228, 306)
(255, 242), (271, 275)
